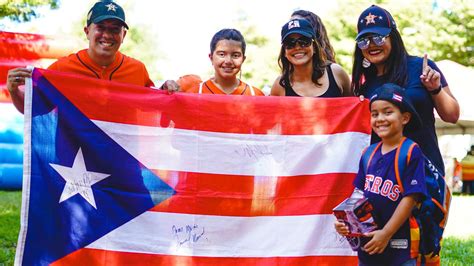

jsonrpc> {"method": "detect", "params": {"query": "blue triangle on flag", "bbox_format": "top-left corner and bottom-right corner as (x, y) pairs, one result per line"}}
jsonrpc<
(22, 71), (176, 265)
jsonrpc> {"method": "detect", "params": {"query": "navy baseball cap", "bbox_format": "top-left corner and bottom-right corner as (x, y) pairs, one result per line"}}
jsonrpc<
(281, 19), (315, 43)
(369, 83), (422, 128)
(87, 1), (129, 29)
(356, 5), (396, 40)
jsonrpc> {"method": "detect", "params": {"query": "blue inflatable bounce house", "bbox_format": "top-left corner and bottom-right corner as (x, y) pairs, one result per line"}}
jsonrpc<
(0, 31), (79, 190)
(0, 103), (23, 190)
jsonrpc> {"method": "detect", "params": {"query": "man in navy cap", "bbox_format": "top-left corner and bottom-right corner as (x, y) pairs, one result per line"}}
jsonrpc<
(7, 0), (154, 113)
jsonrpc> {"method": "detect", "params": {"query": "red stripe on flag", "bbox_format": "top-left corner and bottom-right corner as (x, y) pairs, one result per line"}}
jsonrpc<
(40, 69), (371, 135)
(150, 171), (355, 216)
(52, 248), (358, 266)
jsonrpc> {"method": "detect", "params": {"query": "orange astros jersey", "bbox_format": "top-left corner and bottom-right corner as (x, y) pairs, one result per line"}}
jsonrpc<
(181, 77), (264, 96)
(48, 49), (154, 87)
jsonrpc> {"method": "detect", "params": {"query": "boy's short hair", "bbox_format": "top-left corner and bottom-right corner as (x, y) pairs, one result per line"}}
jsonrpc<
(210, 29), (246, 55)
(369, 83), (422, 128)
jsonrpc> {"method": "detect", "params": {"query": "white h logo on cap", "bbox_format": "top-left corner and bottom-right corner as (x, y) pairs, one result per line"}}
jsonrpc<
(288, 20), (300, 29)
(105, 3), (117, 12)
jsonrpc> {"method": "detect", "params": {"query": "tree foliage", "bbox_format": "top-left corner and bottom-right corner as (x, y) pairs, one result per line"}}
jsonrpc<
(236, 13), (278, 90)
(439, 1), (474, 66)
(3, 1), (472, 85)
(120, 26), (163, 80)
(0, 0), (58, 22)
(325, 0), (474, 73)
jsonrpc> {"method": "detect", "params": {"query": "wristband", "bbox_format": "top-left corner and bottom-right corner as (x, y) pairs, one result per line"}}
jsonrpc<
(429, 85), (442, 95)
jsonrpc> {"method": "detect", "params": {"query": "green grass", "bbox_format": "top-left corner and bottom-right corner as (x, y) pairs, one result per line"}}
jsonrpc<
(442, 236), (474, 265)
(0, 191), (21, 266)
(0, 191), (473, 265)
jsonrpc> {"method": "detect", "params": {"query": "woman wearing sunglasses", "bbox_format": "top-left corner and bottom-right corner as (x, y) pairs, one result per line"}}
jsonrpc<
(270, 19), (351, 97)
(352, 5), (459, 178)
(290, 9), (336, 63)
(351, 6), (459, 265)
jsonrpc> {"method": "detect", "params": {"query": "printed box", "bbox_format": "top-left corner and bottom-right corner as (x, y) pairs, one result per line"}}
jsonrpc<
(333, 196), (377, 236)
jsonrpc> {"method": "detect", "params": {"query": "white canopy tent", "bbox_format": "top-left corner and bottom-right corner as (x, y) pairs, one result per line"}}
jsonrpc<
(434, 61), (473, 191)
(435, 60), (474, 135)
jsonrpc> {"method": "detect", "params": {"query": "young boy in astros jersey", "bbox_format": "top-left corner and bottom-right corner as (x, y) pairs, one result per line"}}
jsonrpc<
(7, 0), (154, 114)
(335, 83), (428, 266)
(161, 29), (264, 96)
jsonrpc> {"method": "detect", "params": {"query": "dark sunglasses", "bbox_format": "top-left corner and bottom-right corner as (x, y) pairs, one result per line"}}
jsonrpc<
(356, 34), (389, 50)
(283, 37), (313, 50)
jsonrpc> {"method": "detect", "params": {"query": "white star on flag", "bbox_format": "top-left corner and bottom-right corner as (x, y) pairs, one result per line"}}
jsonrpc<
(50, 148), (110, 209)
(105, 3), (117, 12)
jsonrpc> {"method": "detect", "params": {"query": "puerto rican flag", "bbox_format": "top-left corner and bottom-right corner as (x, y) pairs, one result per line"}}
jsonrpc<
(16, 68), (370, 265)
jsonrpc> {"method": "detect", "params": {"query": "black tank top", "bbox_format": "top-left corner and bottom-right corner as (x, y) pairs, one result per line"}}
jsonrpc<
(284, 64), (342, 97)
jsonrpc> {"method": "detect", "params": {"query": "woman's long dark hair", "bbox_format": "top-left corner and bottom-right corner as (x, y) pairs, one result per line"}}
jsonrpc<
(351, 29), (409, 96)
(291, 10), (336, 63)
(278, 38), (327, 89)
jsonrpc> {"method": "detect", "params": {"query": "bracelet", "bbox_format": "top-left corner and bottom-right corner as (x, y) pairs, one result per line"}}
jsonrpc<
(429, 85), (442, 95)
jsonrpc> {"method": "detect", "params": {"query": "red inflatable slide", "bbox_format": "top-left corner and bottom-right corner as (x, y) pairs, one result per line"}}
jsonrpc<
(0, 31), (78, 102)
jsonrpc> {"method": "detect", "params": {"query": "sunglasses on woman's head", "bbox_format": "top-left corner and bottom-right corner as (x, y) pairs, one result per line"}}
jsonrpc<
(356, 34), (389, 50)
(283, 37), (313, 50)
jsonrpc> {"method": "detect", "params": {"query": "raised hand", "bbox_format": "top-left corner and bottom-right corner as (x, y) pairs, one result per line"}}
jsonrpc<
(420, 54), (442, 93)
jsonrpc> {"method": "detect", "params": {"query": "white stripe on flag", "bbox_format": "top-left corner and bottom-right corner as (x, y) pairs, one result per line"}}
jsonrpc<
(392, 94), (403, 102)
(94, 120), (370, 176)
(87, 211), (355, 257)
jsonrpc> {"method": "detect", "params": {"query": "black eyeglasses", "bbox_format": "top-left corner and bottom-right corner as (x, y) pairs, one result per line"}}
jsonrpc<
(283, 37), (313, 50)
(356, 34), (389, 50)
